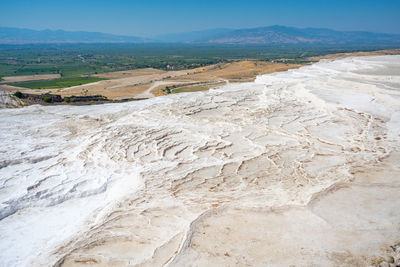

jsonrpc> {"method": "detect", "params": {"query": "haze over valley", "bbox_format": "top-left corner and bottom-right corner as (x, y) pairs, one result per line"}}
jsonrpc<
(1, 25), (400, 45)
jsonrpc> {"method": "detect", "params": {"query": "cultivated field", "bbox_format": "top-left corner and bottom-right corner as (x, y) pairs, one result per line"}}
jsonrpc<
(8, 76), (106, 89)
(0, 74), (61, 83)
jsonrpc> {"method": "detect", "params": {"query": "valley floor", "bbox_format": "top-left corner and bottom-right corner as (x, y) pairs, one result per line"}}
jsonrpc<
(0, 61), (303, 102)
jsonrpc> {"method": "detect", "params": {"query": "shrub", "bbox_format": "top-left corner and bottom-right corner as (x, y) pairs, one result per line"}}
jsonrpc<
(43, 96), (52, 103)
(63, 97), (75, 103)
(14, 91), (23, 98)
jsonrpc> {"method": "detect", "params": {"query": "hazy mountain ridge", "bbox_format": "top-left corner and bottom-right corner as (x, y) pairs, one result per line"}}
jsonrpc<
(199, 25), (400, 44)
(1, 25), (400, 45)
(153, 28), (233, 43)
(0, 27), (146, 44)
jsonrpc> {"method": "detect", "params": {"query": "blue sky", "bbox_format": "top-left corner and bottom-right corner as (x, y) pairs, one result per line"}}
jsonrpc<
(1, 0), (399, 37)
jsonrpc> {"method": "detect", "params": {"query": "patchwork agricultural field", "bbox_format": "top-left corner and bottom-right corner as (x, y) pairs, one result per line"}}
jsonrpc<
(1, 43), (393, 78)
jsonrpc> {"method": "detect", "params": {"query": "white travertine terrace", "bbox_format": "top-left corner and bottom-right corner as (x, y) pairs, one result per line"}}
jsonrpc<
(0, 55), (399, 266)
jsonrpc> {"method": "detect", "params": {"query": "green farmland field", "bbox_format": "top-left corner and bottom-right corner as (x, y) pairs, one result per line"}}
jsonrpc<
(10, 76), (106, 89)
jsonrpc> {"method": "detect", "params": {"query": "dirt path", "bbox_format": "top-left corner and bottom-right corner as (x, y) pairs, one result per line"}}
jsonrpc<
(134, 81), (189, 98)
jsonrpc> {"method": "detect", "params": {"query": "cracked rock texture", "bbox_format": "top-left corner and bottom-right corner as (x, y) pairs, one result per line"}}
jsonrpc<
(0, 56), (400, 266)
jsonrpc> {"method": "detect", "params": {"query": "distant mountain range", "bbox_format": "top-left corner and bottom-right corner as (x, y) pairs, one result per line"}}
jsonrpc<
(0, 27), (146, 44)
(153, 28), (233, 43)
(199, 25), (400, 45)
(1, 26), (400, 45)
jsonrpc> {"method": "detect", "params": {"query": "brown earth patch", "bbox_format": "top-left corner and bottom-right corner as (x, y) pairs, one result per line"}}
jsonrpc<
(1, 74), (61, 83)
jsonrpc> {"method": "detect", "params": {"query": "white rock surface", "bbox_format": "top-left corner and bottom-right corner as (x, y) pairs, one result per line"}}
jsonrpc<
(0, 91), (25, 108)
(0, 56), (399, 266)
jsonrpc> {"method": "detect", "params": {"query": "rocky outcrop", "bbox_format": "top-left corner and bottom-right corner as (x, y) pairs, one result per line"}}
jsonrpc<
(0, 90), (25, 108)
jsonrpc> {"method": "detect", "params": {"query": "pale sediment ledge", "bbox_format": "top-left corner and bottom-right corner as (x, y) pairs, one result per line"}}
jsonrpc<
(0, 55), (399, 266)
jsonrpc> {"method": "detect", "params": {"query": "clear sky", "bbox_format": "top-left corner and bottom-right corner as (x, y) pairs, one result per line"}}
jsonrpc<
(1, 0), (399, 37)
